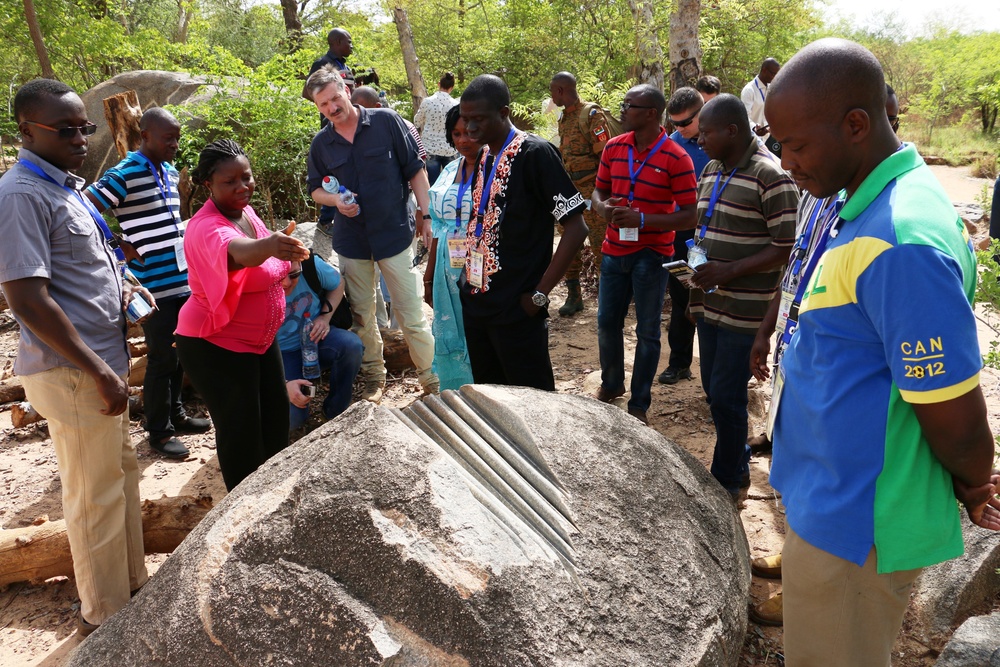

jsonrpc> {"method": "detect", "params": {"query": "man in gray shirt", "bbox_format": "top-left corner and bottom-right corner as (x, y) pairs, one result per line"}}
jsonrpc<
(0, 79), (150, 636)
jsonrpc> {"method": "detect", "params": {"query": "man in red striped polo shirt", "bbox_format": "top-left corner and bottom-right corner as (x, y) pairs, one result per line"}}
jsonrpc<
(592, 84), (698, 425)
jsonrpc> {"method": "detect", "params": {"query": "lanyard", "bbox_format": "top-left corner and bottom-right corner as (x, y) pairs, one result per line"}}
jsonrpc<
(754, 79), (766, 103)
(695, 167), (738, 244)
(788, 197), (839, 279)
(18, 159), (126, 268)
(133, 152), (182, 230)
(791, 200), (845, 306)
(454, 159), (473, 231)
(626, 132), (669, 204)
(475, 128), (516, 237)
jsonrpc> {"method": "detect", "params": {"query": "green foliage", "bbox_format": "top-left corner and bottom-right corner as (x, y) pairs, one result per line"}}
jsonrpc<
(976, 240), (1000, 370)
(168, 52), (319, 224)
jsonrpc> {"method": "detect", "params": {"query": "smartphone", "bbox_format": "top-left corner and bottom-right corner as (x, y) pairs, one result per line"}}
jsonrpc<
(663, 260), (697, 286)
(300, 384), (316, 398)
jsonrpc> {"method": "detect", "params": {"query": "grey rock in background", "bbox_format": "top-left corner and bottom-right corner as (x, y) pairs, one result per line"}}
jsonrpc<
(935, 612), (1000, 667)
(70, 385), (750, 666)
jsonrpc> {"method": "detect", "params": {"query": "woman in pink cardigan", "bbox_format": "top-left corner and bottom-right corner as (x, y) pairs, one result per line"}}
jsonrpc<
(175, 139), (309, 490)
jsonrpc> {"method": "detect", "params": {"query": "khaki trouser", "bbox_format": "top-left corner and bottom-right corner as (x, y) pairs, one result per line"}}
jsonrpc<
(782, 521), (921, 667)
(22, 367), (148, 625)
(340, 246), (437, 388)
(564, 178), (606, 282)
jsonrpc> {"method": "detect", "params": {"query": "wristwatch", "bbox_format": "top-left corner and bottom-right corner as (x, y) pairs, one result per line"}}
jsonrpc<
(531, 291), (549, 308)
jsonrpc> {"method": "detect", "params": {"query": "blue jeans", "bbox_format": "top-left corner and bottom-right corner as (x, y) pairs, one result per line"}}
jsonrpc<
(426, 154), (456, 187)
(597, 248), (670, 412)
(696, 318), (754, 493)
(281, 328), (363, 430)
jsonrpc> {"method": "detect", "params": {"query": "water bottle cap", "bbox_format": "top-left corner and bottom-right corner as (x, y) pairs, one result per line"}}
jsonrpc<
(338, 185), (347, 194)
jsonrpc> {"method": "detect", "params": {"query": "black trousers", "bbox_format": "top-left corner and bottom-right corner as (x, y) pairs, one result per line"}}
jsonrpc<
(175, 335), (289, 491)
(141, 295), (188, 442)
(463, 311), (555, 391)
(666, 273), (696, 371)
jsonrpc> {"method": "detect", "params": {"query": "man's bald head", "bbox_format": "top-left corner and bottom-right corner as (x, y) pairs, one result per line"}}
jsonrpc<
(327, 28), (352, 57)
(351, 86), (381, 109)
(759, 58), (781, 84)
(769, 39), (885, 123)
(700, 93), (750, 137)
(139, 106), (178, 132)
(548, 71), (578, 107)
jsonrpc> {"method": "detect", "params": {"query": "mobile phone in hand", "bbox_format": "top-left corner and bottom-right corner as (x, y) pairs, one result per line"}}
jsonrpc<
(300, 384), (316, 398)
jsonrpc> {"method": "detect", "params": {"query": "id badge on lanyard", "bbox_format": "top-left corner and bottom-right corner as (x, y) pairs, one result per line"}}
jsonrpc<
(468, 248), (485, 288)
(447, 230), (467, 269)
(765, 363), (785, 441)
(173, 237), (188, 272)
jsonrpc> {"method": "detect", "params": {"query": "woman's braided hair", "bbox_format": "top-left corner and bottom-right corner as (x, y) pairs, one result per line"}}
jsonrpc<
(191, 139), (247, 186)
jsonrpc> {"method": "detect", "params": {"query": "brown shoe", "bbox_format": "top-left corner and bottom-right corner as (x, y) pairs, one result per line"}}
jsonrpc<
(594, 385), (625, 403)
(749, 592), (783, 627)
(748, 432), (772, 454)
(77, 611), (99, 637)
(627, 407), (649, 425)
(751, 553), (782, 579)
(360, 377), (385, 404)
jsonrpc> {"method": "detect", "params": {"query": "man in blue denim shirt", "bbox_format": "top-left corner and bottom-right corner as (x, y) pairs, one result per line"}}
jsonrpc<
(305, 65), (438, 403)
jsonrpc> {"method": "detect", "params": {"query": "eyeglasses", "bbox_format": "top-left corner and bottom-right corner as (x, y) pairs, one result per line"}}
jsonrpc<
(22, 121), (98, 139)
(670, 108), (701, 128)
(287, 270), (302, 280)
(619, 102), (655, 113)
(888, 116), (899, 132)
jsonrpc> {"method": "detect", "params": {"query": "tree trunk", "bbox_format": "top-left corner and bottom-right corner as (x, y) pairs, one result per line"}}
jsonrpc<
(392, 6), (427, 112)
(278, 0), (303, 52)
(174, 0), (193, 43)
(0, 495), (214, 587)
(626, 0), (664, 94)
(0, 377), (26, 404)
(668, 0), (701, 94)
(11, 402), (44, 428)
(103, 90), (143, 160)
(23, 0), (55, 79)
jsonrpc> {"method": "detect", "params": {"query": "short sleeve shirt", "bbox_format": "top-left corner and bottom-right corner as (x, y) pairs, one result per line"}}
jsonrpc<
(278, 256), (342, 352)
(307, 106), (424, 261)
(595, 128), (697, 257)
(772, 144), (980, 573)
(460, 132), (586, 323)
(557, 100), (612, 175)
(413, 91), (458, 158)
(86, 151), (190, 300)
(0, 150), (128, 376)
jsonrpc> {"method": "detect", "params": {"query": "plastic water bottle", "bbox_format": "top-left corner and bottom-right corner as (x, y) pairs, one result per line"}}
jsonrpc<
(338, 185), (358, 211)
(301, 315), (321, 380)
(322, 176), (340, 193)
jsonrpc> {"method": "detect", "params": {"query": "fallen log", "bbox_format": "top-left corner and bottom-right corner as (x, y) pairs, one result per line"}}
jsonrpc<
(0, 494), (214, 587)
(0, 377), (25, 404)
(11, 402), (44, 428)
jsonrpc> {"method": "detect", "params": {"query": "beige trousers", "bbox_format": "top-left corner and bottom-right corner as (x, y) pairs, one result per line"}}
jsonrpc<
(340, 246), (437, 388)
(22, 367), (148, 625)
(782, 522), (921, 667)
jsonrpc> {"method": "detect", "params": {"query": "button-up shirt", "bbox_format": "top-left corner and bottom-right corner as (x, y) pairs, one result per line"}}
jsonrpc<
(413, 91), (458, 158)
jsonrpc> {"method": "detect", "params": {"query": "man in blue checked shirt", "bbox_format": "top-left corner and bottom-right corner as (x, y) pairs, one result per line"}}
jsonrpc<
(86, 107), (210, 459)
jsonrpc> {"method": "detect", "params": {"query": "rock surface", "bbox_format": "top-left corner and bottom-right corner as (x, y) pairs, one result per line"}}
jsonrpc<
(79, 70), (218, 184)
(935, 612), (1000, 667)
(69, 385), (750, 666)
(913, 517), (1000, 635)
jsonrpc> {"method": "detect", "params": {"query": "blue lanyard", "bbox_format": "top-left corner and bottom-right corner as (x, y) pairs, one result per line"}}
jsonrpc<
(18, 159), (126, 268)
(454, 159), (473, 231)
(695, 167), (738, 244)
(626, 131), (669, 204)
(754, 79), (766, 103)
(788, 197), (839, 279)
(792, 200), (845, 305)
(133, 152), (182, 230)
(475, 128), (517, 237)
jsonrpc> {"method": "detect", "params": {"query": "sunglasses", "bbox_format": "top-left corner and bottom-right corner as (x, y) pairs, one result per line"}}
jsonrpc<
(888, 116), (900, 131)
(287, 269), (302, 280)
(670, 108), (701, 128)
(619, 102), (655, 113)
(23, 120), (98, 139)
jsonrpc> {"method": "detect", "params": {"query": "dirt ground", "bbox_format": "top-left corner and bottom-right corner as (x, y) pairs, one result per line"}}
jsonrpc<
(0, 165), (998, 666)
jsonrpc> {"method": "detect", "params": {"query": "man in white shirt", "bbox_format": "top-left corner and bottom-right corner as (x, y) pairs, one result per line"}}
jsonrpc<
(741, 58), (781, 151)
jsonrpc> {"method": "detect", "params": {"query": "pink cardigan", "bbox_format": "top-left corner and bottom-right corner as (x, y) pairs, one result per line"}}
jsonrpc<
(176, 200), (289, 354)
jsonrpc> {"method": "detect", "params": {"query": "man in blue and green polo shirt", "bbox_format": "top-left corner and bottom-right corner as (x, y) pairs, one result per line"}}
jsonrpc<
(765, 38), (1000, 667)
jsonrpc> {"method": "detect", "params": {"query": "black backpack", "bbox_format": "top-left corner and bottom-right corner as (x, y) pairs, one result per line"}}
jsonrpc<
(301, 251), (353, 330)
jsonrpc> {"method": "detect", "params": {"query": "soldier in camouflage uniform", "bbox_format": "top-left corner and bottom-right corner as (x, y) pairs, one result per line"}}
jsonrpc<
(550, 72), (613, 316)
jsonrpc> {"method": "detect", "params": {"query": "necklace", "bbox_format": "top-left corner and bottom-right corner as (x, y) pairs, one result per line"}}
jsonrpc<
(224, 211), (255, 238)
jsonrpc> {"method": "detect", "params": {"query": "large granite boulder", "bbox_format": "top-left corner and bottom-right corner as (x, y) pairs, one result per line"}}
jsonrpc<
(78, 70), (218, 184)
(935, 612), (1000, 666)
(912, 517), (1000, 636)
(70, 386), (751, 666)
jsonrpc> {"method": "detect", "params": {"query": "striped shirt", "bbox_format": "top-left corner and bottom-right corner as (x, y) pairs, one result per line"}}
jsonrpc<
(688, 139), (799, 333)
(595, 128), (698, 257)
(86, 152), (190, 300)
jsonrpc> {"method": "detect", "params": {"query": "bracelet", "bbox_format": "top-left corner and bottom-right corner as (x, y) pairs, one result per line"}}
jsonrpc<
(640, 212), (645, 229)
(423, 280), (433, 285)
(422, 214), (431, 220)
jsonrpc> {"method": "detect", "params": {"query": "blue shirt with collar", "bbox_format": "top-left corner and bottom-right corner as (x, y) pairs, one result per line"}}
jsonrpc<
(669, 129), (710, 254)
(307, 105), (425, 261)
